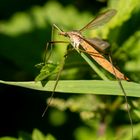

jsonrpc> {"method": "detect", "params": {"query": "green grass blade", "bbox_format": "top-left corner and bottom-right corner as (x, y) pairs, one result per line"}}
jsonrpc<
(0, 80), (140, 97)
(80, 52), (109, 80)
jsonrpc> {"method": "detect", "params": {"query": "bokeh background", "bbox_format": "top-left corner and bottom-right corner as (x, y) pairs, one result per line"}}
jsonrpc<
(0, 0), (140, 140)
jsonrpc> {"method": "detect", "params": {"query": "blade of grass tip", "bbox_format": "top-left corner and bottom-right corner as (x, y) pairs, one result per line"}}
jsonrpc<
(80, 52), (109, 81)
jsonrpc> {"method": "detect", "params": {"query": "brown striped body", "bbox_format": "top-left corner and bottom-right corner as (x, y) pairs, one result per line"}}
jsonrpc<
(80, 38), (128, 80)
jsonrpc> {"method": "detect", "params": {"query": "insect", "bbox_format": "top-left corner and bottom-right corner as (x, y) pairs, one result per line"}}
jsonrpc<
(37, 9), (133, 139)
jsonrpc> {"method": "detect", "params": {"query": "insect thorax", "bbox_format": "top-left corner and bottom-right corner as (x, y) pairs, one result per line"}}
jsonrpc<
(66, 30), (83, 49)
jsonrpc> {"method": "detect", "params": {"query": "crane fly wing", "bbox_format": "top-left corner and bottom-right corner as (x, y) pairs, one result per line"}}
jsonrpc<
(79, 9), (117, 32)
(85, 38), (110, 52)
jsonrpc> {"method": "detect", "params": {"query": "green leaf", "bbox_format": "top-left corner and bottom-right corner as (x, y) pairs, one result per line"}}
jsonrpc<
(79, 52), (109, 80)
(35, 63), (59, 82)
(32, 129), (45, 140)
(45, 134), (56, 140)
(108, 0), (139, 27)
(133, 110), (140, 119)
(0, 80), (140, 97)
(0, 137), (16, 140)
(18, 131), (32, 140)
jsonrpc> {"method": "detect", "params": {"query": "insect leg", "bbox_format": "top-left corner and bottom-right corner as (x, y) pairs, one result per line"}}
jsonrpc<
(108, 52), (133, 140)
(42, 25), (69, 117)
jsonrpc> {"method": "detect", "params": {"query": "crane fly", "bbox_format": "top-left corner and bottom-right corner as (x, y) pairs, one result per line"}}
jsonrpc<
(54, 9), (128, 80)
(39, 9), (133, 138)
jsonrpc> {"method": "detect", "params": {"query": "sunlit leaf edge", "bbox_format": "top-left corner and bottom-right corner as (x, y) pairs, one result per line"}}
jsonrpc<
(0, 80), (140, 97)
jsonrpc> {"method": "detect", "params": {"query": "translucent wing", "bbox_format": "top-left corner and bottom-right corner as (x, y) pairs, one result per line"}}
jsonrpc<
(79, 9), (117, 32)
(85, 37), (110, 52)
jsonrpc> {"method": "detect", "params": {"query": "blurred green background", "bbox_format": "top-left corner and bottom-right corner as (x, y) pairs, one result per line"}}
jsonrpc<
(0, 0), (140, 140)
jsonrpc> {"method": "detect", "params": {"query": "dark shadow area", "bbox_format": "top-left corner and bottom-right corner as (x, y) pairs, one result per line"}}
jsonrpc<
(0, 21), (52, 81)
(0, 83), (82, 140)
(0, 0), (106, 20)
(0, 0), (46, 19)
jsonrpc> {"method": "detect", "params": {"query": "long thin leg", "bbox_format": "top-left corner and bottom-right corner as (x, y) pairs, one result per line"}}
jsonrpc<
(43, 25), (55, 65)
(108, 52), (133, 140)
(44, 41), (69, 63)
(64, 46), (102, 58)
(42, 25), (69, 117)
(42, 53), (67, 117)
(78, 48), (106, 59)
(43, 25), (69, 64)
